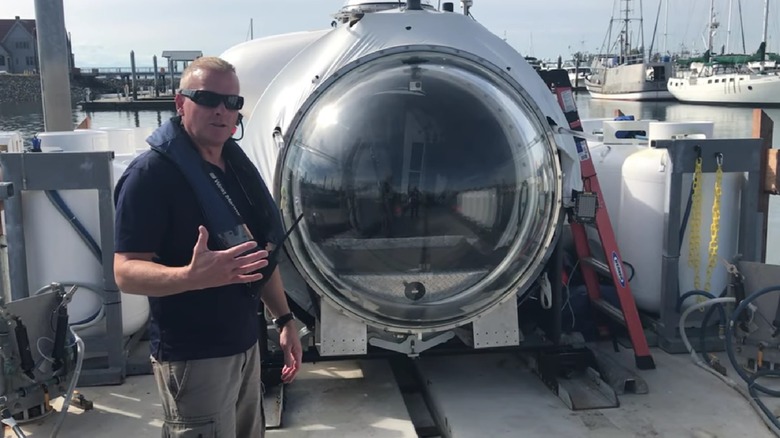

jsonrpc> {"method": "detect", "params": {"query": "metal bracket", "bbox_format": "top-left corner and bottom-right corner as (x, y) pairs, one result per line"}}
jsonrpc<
(0, 182), (14, 201)
(369, 331), (455, 357)
(263, 383), (284, 429)
(590, 345), (648, 395)
(316, 299), (367, 356)
(573, 191), (598, 223)
(472, 297), (522, 348)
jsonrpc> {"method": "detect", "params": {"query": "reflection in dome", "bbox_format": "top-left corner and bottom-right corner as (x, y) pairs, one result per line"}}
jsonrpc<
(281, 51), (560, 331)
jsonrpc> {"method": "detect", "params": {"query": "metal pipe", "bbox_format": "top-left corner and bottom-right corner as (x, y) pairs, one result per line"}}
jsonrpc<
(33, 0), (72, 132)
(4, 196), (28, 301)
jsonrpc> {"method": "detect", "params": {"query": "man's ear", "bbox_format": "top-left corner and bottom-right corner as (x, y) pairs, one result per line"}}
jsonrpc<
(174, 93), (185, 115)
(236, 112), (244, 126)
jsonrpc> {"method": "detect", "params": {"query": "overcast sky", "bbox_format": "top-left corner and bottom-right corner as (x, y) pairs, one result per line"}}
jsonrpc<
(2, 0), (777, 67)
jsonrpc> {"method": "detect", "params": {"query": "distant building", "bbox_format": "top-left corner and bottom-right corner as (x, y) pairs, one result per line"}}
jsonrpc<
(0, 16), (74, 74)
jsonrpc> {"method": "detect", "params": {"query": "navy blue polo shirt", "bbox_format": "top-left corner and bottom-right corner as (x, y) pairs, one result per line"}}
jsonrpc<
(114, 126), (275, 362)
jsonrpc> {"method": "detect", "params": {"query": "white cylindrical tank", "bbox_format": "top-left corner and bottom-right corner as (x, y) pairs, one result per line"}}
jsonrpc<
(588, 120), (653, 240)
(618, 122), (740, 312)
(22, 130), (149, 337)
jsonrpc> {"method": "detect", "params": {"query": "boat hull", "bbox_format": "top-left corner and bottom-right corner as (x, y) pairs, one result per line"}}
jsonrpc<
(587, 89), (674, 101)
(668, 73), (780, 104)
(586, 61), (674, 101)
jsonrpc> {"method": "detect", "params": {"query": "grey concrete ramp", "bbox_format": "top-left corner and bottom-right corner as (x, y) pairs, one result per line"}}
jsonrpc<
(416, 349), (775, 438)
(3, 360), (416, 438)
(269, 360), (418, 438)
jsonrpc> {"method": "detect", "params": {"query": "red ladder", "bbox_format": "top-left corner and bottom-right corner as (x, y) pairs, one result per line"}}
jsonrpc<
(541, 70), (655, 370)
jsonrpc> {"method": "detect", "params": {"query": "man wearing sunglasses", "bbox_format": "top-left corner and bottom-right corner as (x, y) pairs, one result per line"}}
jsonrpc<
(113, 56), (302, 438)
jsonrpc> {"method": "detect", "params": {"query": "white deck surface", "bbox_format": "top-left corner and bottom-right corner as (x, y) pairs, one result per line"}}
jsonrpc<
(3, 346), (777, 438)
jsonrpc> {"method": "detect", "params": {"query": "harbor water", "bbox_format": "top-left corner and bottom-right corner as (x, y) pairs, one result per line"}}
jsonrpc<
(0, 94), (778, 263)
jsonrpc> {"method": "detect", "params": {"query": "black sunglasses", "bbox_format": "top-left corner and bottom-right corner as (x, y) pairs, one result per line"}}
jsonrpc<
(179, 89), (244, 110)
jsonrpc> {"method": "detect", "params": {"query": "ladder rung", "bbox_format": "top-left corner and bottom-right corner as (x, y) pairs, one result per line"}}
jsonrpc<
(582, 257), (611, 277)
(591, 298), (627, 325)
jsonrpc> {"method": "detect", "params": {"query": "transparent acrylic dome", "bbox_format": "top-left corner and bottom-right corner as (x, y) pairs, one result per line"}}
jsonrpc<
(280, 50), (561, 332)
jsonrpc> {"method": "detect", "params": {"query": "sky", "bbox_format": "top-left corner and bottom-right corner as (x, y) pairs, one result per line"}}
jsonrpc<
(2, 0), (778, 68)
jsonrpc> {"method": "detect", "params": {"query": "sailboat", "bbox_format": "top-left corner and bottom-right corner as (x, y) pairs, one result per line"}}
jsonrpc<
(668, 0), (780, 105)
(585, 0), (674, 101)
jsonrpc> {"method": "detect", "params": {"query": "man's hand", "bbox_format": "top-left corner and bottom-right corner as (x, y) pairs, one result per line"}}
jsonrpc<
(187, 226), (269, 289)
(279, 322), (302, 383)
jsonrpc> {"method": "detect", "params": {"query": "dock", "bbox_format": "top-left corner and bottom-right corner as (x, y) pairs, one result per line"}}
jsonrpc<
(4, 344), (777, 438)
(77, 96), (175, 112)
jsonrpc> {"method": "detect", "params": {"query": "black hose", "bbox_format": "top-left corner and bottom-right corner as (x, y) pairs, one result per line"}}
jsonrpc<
(677, 290), (719, 313)
(45, 190), (102, 262)
(726, 285), (780, 398)
(747, 369), (780, 431)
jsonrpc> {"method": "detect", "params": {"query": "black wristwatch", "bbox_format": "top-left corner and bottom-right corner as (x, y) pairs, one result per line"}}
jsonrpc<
(273, 312), (295, 331)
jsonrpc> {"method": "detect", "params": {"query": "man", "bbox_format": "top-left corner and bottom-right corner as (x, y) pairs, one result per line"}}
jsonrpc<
(113, 56), (302, 437)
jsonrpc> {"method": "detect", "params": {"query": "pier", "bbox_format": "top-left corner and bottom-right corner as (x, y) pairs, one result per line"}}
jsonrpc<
(73, 50), (202, 106)
(77, 95), (175, 111)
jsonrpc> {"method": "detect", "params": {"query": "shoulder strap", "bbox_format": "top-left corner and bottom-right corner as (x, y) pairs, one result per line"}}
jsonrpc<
(150, 134), (255, 251)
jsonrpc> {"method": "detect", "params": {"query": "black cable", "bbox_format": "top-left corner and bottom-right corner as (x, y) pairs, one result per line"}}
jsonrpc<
(45, 190), (102, 262)
(232, 113), (245, 141)
(623, 260), (635, 282)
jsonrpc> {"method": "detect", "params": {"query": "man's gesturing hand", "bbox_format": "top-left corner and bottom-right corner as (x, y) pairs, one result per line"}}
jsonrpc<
(187, 226), (269, 289)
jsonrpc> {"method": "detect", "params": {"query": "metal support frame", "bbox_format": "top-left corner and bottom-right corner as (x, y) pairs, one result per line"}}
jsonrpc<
(651, 138), (764, 353)
(0, 151), (143, 386)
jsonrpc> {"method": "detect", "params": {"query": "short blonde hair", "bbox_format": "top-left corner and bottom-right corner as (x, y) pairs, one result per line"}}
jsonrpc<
(179, 56), (236, 89)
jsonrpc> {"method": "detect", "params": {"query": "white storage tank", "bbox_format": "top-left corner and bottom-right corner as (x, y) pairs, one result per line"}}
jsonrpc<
(22, 130), (149, 337)
(618, 122), (741, 312)
(588, 119), (653, 241)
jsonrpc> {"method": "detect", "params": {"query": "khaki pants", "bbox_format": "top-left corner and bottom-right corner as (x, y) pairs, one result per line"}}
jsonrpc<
(151, 343), (265, 438)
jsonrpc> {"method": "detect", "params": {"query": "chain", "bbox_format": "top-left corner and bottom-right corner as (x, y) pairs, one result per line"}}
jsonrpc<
(705, 154), (724, 293)
(688, 156), (704, 291)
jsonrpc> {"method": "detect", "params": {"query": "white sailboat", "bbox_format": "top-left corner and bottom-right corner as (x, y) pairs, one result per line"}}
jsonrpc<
(585, 0), (674, 101)
(668, 0), (780, 105)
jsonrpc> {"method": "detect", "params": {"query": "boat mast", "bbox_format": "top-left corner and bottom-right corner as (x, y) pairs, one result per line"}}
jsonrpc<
(639, 0), (645, 61)
(707, 0), (715, 55)
(663, 0), (669, 54)
(726, 0), (733, 53)
(763, 0), (769, 45)
(621, 0), (630, 60)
